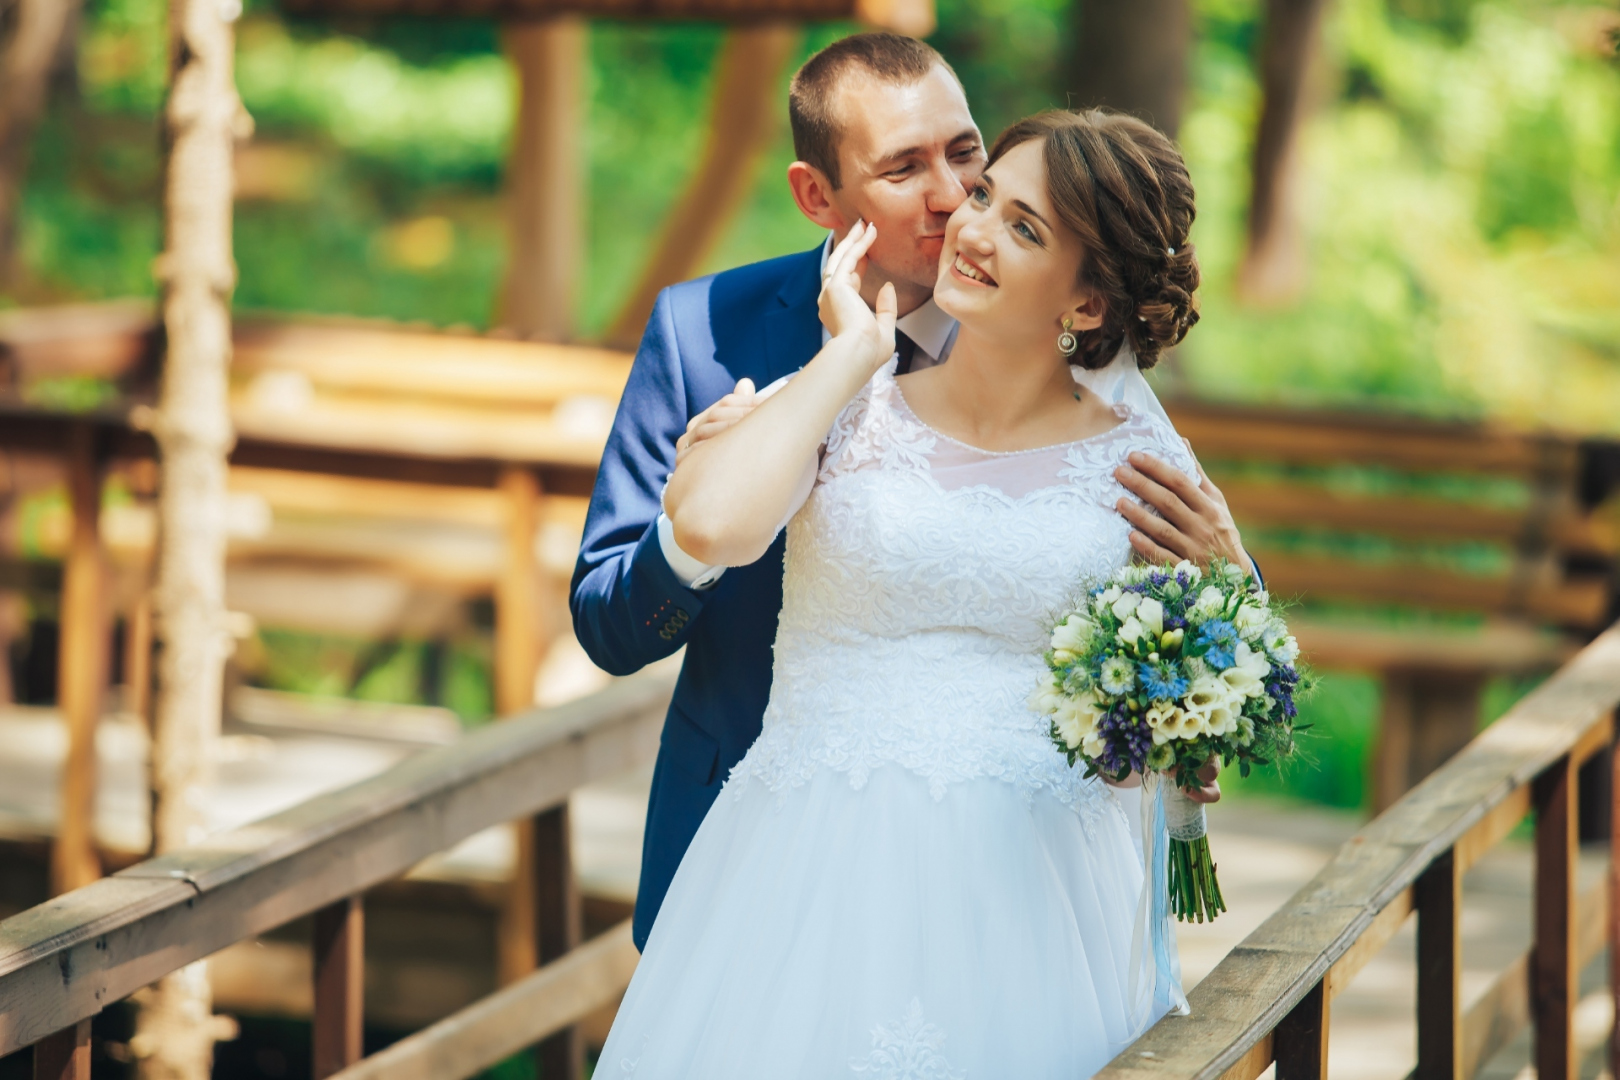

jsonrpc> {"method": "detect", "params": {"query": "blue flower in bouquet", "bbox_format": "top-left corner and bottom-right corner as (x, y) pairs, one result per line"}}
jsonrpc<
(1195, 619), (1239, 670)
(1137, 660), (1189, 702)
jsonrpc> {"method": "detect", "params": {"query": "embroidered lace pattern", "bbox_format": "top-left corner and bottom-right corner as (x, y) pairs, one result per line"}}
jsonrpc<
(850, 999), (967, 1080)
(725, 367), (1197, 828)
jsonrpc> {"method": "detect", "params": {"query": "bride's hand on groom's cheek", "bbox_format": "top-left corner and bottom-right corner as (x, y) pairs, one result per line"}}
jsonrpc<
(818, 221), (896, 370)
(1113, 447), (1251, 573)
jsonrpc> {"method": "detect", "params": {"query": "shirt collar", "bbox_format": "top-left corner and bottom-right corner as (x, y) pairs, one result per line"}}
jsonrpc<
(818, 233), (959, 365)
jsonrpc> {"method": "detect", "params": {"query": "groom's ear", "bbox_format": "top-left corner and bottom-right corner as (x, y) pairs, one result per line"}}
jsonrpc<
(787, 161), (847, 232)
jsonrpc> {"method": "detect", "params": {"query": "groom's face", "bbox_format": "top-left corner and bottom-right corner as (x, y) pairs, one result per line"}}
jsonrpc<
(823, 67), (985, 295)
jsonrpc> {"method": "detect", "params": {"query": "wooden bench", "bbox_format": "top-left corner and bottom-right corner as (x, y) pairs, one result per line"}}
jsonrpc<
(1165, 398), (1620, 809)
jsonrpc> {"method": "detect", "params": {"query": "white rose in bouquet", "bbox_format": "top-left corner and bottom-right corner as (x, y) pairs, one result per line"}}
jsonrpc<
(1137, 597), (1165, 638)
(1221, 641), (1272, 699)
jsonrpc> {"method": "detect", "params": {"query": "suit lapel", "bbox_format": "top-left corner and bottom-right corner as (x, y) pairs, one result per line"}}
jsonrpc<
(762, 248), (825, 385)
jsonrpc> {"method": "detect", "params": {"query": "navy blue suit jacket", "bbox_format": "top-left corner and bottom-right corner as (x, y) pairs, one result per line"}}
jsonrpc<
(570, 246), (825, 949)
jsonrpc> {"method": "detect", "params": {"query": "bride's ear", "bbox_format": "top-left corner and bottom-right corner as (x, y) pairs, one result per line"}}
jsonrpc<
(1064, 289), (1106, 333)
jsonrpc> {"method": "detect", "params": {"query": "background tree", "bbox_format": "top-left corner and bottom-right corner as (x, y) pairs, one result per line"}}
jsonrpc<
(1062, 0), (1192, 135)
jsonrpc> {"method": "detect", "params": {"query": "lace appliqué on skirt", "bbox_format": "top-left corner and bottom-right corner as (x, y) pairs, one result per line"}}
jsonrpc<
(850, 999), (967, 1080)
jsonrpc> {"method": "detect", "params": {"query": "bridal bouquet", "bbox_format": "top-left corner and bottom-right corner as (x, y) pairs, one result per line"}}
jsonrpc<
(1029, 559), (1303, 923)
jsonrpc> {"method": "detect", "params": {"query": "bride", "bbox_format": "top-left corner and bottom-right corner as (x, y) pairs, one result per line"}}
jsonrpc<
(598, 109), (1214, 1078)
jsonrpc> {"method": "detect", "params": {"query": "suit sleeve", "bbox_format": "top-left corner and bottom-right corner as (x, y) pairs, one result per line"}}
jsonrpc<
(570, 288), (711, 676)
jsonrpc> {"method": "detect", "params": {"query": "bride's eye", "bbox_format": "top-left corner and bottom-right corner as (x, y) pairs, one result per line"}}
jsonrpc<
(1015, 221), (1039, 243)
(971, 184), (990, 205)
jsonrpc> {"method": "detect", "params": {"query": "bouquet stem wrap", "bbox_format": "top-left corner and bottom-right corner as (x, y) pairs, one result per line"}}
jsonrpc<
(1127, 774), (1189, 1026)
(1164, 784), (1224, 923)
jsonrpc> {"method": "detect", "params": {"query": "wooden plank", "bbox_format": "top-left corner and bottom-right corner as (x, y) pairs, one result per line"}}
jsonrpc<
(1533, 754), (1578, 1080)
(606, 23), (802, 349)
(1454, 785), (1530, 874)
(1414, 848), (1461, 1080)
(31, 1017), (91, 1080)
(1217, 1032), (1274, 1080)
(1325, 886), (1411, 1000)
(233, 320), (631, 406)
(1291, 619), (1579, 676)
(312, 896), (364, 1078)
(51, 423), (106, 896)
(1217, 478), (1613, 558)
(0, 668), (672, 1056)
(1167, 401), (1575, 478)
(1273, 978), (1328, 1080)
(325, 920), (638, 1080)
(1242, 547), (1609, 629)
(1093, 625), (1620, 1080)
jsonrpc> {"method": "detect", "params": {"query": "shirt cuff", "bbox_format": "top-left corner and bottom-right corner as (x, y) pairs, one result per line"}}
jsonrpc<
(657, 512), (725, 590)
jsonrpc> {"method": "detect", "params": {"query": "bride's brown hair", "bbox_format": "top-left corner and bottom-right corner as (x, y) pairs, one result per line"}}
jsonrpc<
(988, 109), (1200, 371)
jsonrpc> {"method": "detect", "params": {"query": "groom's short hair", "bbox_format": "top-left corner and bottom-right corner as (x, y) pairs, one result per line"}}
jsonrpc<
(789, 33), (957, 189)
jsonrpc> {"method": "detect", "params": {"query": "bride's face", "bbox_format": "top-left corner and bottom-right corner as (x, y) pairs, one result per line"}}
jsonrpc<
(932, 138), (1101, 348)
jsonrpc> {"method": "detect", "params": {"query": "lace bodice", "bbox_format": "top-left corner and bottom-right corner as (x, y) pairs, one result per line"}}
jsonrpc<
(726, 366), (1200, 821)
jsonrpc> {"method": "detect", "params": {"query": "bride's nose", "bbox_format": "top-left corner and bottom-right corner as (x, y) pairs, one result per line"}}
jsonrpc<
(957, 217), (994, 256)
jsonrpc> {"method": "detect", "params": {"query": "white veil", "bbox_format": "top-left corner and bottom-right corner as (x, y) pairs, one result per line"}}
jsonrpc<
(1069, 340), (1177, 432)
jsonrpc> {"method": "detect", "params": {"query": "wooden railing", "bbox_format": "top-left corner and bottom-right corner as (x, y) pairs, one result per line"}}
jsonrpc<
(1103, 622), (1620, 1080)
(0, 668), (676, 1080)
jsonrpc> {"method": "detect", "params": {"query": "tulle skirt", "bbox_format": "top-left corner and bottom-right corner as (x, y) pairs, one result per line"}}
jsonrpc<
(598, 763), (1159, 1078)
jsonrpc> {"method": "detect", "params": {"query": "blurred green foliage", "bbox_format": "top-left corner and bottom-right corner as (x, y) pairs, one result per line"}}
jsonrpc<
(10, 0), (1617, 809)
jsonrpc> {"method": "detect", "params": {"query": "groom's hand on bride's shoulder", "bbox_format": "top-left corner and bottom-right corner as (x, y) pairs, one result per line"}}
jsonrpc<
(1113, 446), (1252, 575)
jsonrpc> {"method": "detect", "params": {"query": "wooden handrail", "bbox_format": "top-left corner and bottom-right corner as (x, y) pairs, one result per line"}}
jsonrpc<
(1102, 622), (1620, 1080)
(0, 668), (674, 1058)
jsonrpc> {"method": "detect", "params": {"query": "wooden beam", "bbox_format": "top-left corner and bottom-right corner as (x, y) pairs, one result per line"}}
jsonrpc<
(31, 1018), (91, 1080)
(1236, 0), (1327, 306)
(1091, 626), (1620, 1080)
(324, 921), (639, 1080)
(312, 896), (365, 1079)
(1534, 754), (1579, 1080)
(606, 23), (802, 349)
(497, 17), (585, 342)
(51, 423), (107, 896)
(0, 669), (672, 1057)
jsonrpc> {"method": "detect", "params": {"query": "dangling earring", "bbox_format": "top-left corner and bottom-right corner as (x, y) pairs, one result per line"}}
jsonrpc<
(1057, 317), (1078, 358)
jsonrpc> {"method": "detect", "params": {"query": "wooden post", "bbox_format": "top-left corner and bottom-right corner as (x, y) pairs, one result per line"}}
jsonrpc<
(1236, 0), (1327, 306)
(533, 803), (584, 1079)
(52, 421), (107, 896)
(1372, 671), (1416, 813)
(1371, 671), (1484, 812)
(1273, 978), (1329, 1080)
(1534, 754), (1578, 1080)
(497, 17), (585, 341)
(1415, 847), (1461, 1080)
(605, 23), (802, 349)
(313, 896), (365, 1078)
(496, 465), (544, 986)
(32, 1018), (92, 1080)
(132, 0), (242, 1068)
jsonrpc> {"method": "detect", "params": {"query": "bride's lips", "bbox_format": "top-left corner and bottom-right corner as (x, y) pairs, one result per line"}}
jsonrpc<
(950, 252), (997, 287)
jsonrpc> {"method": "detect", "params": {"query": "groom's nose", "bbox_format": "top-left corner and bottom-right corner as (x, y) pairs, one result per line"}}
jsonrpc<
(922, 155), (969, 215)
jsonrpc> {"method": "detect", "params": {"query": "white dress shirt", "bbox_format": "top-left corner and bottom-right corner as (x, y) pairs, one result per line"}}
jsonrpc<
(658, 235), (960, 589)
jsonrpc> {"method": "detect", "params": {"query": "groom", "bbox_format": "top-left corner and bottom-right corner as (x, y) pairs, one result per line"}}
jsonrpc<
(572, 32), (1247, 950)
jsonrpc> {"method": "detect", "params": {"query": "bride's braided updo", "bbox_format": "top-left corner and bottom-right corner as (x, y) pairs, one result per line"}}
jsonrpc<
(988, 109), (1200, 371)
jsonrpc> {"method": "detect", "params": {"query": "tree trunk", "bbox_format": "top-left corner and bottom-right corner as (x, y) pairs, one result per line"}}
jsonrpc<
(1236, 0), (1327, 306)
(496, 17), (585, 342)
(1063, 0), (1192, 136)
(0, 0), (83, 285)
(131, 0), (243, 1071)
(605, 23), (801, 350)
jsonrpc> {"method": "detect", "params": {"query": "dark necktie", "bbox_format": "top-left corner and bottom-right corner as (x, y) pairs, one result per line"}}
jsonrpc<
(894, 331), (919, 375)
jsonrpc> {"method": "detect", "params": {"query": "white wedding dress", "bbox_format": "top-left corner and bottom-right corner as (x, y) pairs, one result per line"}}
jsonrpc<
(600, 365), (1197, 1078)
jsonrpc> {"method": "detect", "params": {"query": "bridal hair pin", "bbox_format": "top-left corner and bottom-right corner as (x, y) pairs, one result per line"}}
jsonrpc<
(1057, 317), (1079, 358)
